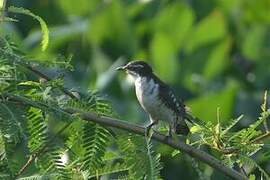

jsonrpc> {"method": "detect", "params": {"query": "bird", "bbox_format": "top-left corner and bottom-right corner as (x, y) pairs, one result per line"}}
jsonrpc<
(116, 60), (190, 137)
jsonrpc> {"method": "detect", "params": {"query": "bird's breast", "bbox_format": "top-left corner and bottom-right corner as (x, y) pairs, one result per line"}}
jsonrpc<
(135, 77), (174, 122)
(135, 77), (159, 110)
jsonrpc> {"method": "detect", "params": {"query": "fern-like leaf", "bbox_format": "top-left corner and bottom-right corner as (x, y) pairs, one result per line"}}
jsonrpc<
(87, 162), (129, 179)
(27, 108), (70, 179)
(145, 138), (162, 180)
(239, 155), (270, 180)
(81, 122), (111, 170)
(8, 6), (49, 51)
(221, 115), (243, 137)
(0, 103), (24, 144)
(27, 107), (49, 153)
(37, 147), (71, 179)
(17, 173), (57, 180)
(117, 135), (162, 180)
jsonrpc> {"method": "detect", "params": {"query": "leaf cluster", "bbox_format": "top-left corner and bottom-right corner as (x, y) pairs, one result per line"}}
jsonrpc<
(0, 36), (162, 180)
(0, 4), (269, 179)
(190, 103), (270, 179)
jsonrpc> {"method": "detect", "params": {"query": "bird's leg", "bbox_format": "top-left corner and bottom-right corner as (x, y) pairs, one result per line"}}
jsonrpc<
(145, 123), (154, 137)
(145, 117), (158, 137)
(145, 122), (154, 137)
(164, 124), (173, 141)
(168, 125), (173, 138)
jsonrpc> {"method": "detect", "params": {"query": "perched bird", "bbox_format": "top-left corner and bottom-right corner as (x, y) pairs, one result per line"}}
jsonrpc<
(116, 60), (190, 136)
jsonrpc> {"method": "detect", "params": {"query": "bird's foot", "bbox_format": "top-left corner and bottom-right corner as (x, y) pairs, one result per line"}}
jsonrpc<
(165, 127), (173, 141)
(145, 125), (152, 137)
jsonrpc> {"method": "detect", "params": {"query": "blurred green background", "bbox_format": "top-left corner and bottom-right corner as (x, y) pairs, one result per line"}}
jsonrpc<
(1, 0), (270, 179)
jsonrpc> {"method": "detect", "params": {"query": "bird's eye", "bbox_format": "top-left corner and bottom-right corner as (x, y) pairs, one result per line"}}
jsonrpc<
(127, 65), (133, 69)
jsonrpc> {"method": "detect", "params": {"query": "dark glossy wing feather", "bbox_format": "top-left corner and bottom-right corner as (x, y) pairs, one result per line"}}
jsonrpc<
(152, 75), (185, 116)
(152, 75), (189, 135)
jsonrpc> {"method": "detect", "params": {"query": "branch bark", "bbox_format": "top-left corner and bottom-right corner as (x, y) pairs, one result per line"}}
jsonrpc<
(68, 108), (248, 180)
(24, 65), (79, 100)
(3, 94), (248, 180)
(0, 52), (247, 179)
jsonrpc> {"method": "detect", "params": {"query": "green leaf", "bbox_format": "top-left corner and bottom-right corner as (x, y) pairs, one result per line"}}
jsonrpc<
(221, 115), (243, 136)
(242, 26), (267, 61)
(19, 81), (41, 87)
(242, 0), (270, 24)
(81, 122), (111, 170)
(56, 0), (99, 16)
(0, 0), (3, 9)
(17, 173), (57, 180)
(8, 6), (49, 51)
(186, 10), (227, 53)
(187, 83), (238, 123)
(27, 107), (48, 153)
(87, 0), (134, 55)
(150, 2), (195, 83)
(150, 33), (178, 83)
(145, 139), (162, 180)
(240, 155), (270, 180)
(203, 37), (232, 80)
(1, 17), (18, 22)
(155, 2), (194, 49)
(87, 163), (129, 179)
(117, 135), (162, 179)
(171, 150), (180, 157)
(0, 103), (23, 144)
(190, 125), (204, 134)
(37, 148), (71, 179)
(248, 174), (255, 180)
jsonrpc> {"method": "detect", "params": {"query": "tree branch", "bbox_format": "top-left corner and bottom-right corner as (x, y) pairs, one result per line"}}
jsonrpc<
(24, 65), (79, 100)
(0, 47), (78, 100)
(14, 122), (72, 178)
(3, 94), (248, 180)
(69, 109), (247, 180)
(251, 131), (270, 143)
(0, 51), (247, 179)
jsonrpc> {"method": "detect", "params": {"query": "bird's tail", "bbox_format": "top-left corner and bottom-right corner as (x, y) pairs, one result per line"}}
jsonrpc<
(175, 121), (189, 135)
(175, 106), (207, 135)
(185, 111), (207, 128)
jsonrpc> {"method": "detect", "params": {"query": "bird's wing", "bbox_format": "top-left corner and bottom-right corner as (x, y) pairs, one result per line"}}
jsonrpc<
(153, 76), (186, 118)
(153, 76), (190, 135)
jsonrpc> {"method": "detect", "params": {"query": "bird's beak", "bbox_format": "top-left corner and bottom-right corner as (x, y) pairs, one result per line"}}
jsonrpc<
(116, 65), (126, 71)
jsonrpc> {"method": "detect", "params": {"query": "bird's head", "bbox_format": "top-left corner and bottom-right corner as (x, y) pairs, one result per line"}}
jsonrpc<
(116, 61), (153, 79)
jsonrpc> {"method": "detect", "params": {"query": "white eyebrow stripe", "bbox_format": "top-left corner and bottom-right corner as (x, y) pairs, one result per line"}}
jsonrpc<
(131, 64), (144, 68)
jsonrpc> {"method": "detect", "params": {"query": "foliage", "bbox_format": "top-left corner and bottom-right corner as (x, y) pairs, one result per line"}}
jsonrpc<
(190, 107), (270, 179)
(0, 33), (162, 179)
(1, 0), (270, 179)
(117, 134), (162, 180)
(7, 6), (49, 51)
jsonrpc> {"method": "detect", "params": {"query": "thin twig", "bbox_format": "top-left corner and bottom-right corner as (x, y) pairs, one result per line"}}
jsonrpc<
(16, 154), (35, 176)
(14, 121), (72, 178)
(69, 108), (248, 180)
(0, 47), (78, 100)
(5, 63), (78, 177)
(250, 132), (270, 143)
(261, 91), (269, 132)
(4, 94), (248, 180)
(25, 65), (79, 100)
(0, 47), (247, 179)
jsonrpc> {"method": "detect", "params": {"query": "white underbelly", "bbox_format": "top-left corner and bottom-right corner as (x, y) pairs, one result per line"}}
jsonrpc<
(135, 77), (174, 123)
